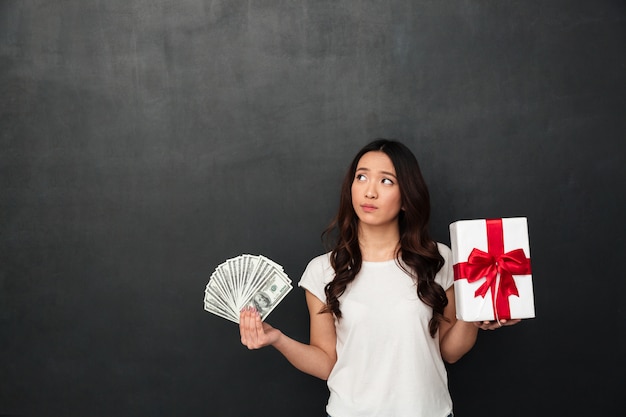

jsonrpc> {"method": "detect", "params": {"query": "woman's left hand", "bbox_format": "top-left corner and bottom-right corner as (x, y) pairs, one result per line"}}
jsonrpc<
(474, 319), (521, 331)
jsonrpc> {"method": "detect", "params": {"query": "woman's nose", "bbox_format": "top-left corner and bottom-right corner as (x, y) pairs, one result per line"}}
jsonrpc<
(365, 185), (377, 199)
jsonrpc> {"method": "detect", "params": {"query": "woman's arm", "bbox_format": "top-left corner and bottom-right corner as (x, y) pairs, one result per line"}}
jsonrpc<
(438, 286), (478, 363)
(438, 286), (520, 364)
(239, 290), (337, 380)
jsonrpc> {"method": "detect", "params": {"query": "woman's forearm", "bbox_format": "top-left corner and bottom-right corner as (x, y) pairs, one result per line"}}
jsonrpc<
(440, 319), (479, 364)
(272, 331), (337, 380)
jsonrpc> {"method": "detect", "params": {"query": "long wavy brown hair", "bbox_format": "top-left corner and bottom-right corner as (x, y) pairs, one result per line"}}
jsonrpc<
(320, 139), (447, 337)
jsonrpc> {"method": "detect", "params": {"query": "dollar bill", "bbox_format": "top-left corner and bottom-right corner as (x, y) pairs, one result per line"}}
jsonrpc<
(203, 254), (293, 323)
(242, 269), (292, 321)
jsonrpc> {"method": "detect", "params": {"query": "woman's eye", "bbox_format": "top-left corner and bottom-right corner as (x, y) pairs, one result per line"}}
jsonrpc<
(382, 178), (394, 185)
(356, 174), (367, 181)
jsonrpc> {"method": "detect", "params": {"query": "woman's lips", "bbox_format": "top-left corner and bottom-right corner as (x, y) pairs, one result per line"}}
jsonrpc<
(361, 204), (377, 212)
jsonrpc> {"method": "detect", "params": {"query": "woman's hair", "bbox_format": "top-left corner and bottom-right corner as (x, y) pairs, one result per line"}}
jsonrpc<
(321, 139), (447, 337)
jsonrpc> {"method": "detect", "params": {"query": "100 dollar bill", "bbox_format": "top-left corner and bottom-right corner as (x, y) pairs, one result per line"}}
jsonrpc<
(241, 270), (292, 321)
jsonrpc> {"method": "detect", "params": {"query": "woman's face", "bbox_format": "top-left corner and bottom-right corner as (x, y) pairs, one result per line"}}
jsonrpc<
(351, 151), (403, 228)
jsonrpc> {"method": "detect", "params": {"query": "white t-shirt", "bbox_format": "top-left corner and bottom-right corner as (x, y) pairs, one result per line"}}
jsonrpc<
(298, 243), (455, 417)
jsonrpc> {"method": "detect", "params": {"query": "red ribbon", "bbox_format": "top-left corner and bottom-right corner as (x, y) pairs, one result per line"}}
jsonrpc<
(453, 219), (532, 320)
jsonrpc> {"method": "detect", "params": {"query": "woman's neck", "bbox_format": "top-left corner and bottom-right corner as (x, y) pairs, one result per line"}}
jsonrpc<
(358, 223), (401, 262)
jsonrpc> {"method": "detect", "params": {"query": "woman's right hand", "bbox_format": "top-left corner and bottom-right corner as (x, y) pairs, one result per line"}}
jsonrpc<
(239, 306), (282, 349)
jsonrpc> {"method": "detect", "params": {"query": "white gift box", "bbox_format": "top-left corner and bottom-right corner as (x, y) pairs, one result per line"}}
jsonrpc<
(449, 217), (535, 322)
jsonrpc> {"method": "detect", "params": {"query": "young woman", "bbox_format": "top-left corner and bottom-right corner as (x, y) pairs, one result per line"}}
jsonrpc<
(239, 139), (518, 417)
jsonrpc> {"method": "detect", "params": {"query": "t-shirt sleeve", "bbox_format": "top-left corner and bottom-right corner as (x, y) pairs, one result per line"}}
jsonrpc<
(298, 253), (333, 303)
(436, 242), (455, 291)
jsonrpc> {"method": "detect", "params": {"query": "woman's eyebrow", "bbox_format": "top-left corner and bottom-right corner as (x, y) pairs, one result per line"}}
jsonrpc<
(355, 167), (397, 179)
(380, 170), (397, 179)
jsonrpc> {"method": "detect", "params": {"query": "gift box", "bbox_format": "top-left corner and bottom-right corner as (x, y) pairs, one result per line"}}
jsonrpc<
(449, 217), (535, 322)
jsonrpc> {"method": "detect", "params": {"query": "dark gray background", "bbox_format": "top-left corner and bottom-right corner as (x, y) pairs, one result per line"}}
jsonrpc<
(1, 1), (624, 416)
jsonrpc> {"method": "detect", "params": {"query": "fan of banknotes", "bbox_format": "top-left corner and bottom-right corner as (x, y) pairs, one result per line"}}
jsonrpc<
(203, 254), (293, 323)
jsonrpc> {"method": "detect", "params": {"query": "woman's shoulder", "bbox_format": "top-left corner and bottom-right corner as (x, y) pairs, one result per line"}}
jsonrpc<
(435, 241), (451, 258)
(434, 242), (454, 289)
(299, 252), (334, 296)
(305, 251), (332, 270)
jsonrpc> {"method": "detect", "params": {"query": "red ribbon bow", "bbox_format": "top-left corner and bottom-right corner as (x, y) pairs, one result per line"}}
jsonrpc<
(453, 219), (532, 320)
